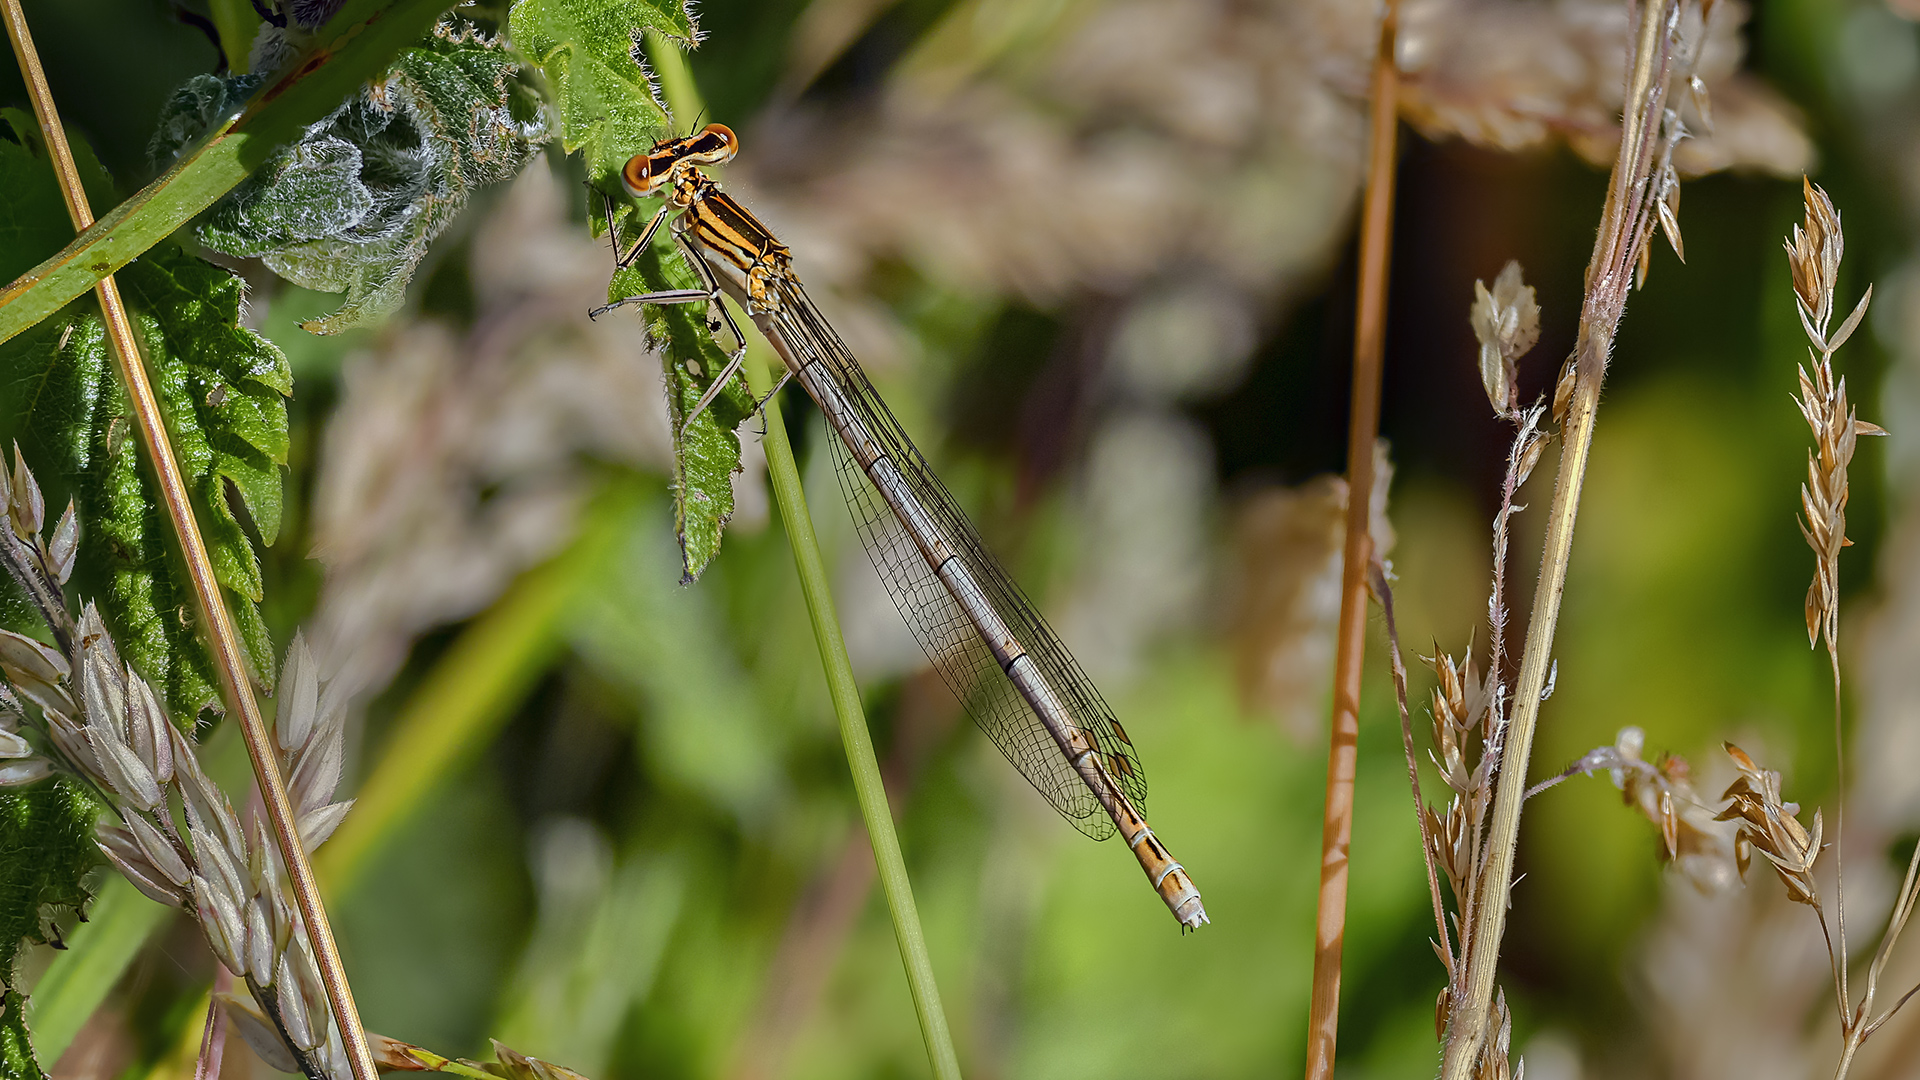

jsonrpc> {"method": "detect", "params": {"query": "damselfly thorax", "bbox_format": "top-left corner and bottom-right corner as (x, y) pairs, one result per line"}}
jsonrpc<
(591, 124), (1208, 931)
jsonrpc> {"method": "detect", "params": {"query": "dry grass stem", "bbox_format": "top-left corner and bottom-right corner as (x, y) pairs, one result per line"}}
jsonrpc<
(1439, 0), (1705, 1073)
(1369, 558), (1452, 988)
(0, 7), (377, 1079)
(1376, 261), (1549, 1078)
(1765, 179), (1918, 1080)
(1303, 0), (1400, 1074)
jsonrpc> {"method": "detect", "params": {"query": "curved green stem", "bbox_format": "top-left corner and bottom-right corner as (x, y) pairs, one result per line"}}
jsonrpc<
(746, 339), (964, 1080)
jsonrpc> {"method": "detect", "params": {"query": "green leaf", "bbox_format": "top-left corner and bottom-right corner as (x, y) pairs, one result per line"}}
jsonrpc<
(0, 86), (289, 713)
(0, 112), (115, 287)
(0, 0), (469, 347)
(183, 19), (546, 333)
(0, 124), (208, 712)
(1, 989), (47, 1080)
(509, 0), (691, 191)
(509, 0), (745, 576)
(0, 779), (97, 984)
(608, 244), (751, 581)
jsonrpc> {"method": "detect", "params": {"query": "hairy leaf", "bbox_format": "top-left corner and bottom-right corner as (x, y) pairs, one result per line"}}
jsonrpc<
(0, 0), (469, 347)
(0, 779), (97, 983)
(509, 0), (692, 195)
(0, 989), (47, 1080)
(512, 0), (749, 576)
(609, 246), (751, 580)
(164, 18), (546, 334)
(0, 119), (288, 712)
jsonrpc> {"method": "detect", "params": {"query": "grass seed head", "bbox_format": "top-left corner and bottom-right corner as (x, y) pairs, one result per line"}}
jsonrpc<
(1470, 262), (1541, 418)
(1717, 743), (1822, 908)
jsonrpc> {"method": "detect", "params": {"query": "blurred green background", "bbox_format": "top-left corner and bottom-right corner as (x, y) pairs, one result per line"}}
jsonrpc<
(7, 0), (1920, 1076)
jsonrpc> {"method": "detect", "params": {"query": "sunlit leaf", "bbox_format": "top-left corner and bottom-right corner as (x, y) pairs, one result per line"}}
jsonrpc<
(0, 119), (289, 709)
(168, 18), (546, 334)
(511, 0), (744, 576)
(509, 0), (691, 197)
(608, 246), (751, 580)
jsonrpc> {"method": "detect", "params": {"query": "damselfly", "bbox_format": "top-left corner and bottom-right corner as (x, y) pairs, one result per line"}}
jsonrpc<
(592, 124), (1207, 930)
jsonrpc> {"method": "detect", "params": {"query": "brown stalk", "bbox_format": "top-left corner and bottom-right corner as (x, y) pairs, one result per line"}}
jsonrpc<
(0, 10), (379, 1080)
(1438, 0), (1686, 1076)
(1302, 1), (1399, 1075)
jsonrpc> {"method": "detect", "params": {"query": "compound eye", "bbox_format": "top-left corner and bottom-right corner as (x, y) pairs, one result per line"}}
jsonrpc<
(620, 153), (659, 197)
(697, 123), (739, 164)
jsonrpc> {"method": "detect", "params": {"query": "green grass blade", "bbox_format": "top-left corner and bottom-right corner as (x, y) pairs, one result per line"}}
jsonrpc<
(0, 0), (462, 347)
(745, 340), (965, 1080)
(24, 877), (173, 1065)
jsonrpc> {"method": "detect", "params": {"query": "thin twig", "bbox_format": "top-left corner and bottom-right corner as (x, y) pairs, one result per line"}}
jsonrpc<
(1370, 559), (1452, 979)
(1862, 837), (1920, 1036)
(1831, 648), (1852, 1017)
(1438, 1), (1684, 1075)
(1303, 1), (1399, 1074)
(0, 9), (378, 1080)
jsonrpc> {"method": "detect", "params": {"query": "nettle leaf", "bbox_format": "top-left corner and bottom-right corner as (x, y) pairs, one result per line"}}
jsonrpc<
(0, 117), (289, 713)
(509, 0), (692, 198)
(610, 244), (751, 580)
(1, 988), (48, 1080)
(160, 18), (546, 334)
(118, 245), (292, 688)
(0, 779), (96, 985)
(0, 251), (288, 716)
(510, 0), (751, 577)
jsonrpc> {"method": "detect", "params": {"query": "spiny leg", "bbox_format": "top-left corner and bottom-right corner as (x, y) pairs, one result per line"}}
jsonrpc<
(588, 288), (713, 321)
(676, 235), (756, 431)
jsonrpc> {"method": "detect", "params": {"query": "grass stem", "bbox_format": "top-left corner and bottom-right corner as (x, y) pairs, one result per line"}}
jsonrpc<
(0, 8), (379, 1080)
(1438, 2), (1682, 1075)
(1303, 3), (1398, 1075)
(746, 338), (965, 1080)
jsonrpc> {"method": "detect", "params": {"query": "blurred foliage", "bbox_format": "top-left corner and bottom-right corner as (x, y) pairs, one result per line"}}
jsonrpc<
(2, 0), (1916, 1076)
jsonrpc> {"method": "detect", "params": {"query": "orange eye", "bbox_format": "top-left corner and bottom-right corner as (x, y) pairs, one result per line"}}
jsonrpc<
(621, 153), (660, 197)
(693, 123), (739, 165)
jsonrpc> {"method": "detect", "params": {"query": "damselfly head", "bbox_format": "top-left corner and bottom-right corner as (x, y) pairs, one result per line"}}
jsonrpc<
(621, 123), (740, 198)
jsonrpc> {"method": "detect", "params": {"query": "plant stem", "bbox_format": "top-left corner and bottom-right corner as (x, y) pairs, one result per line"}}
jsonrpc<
(746, 339), (965, 1080)
(0, 0), (459, 347)
(0, 9), (383, 1080)
(206, 0), (261, 73)
(1438, 2), (1681, 1076)
(1371, 560), (1452, 978)
(1303, 3), (1398, 1075)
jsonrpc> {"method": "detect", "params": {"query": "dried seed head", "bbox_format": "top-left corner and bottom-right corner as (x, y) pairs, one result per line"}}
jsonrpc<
(1561, 727), (1737, 892)
(1717, 743), (1822, 907)
(1470, 262), (1542, 417)
(1785, 178), (1843, 344)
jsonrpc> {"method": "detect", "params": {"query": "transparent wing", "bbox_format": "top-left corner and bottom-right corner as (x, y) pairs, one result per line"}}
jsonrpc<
(767, 281), (1146, 838)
